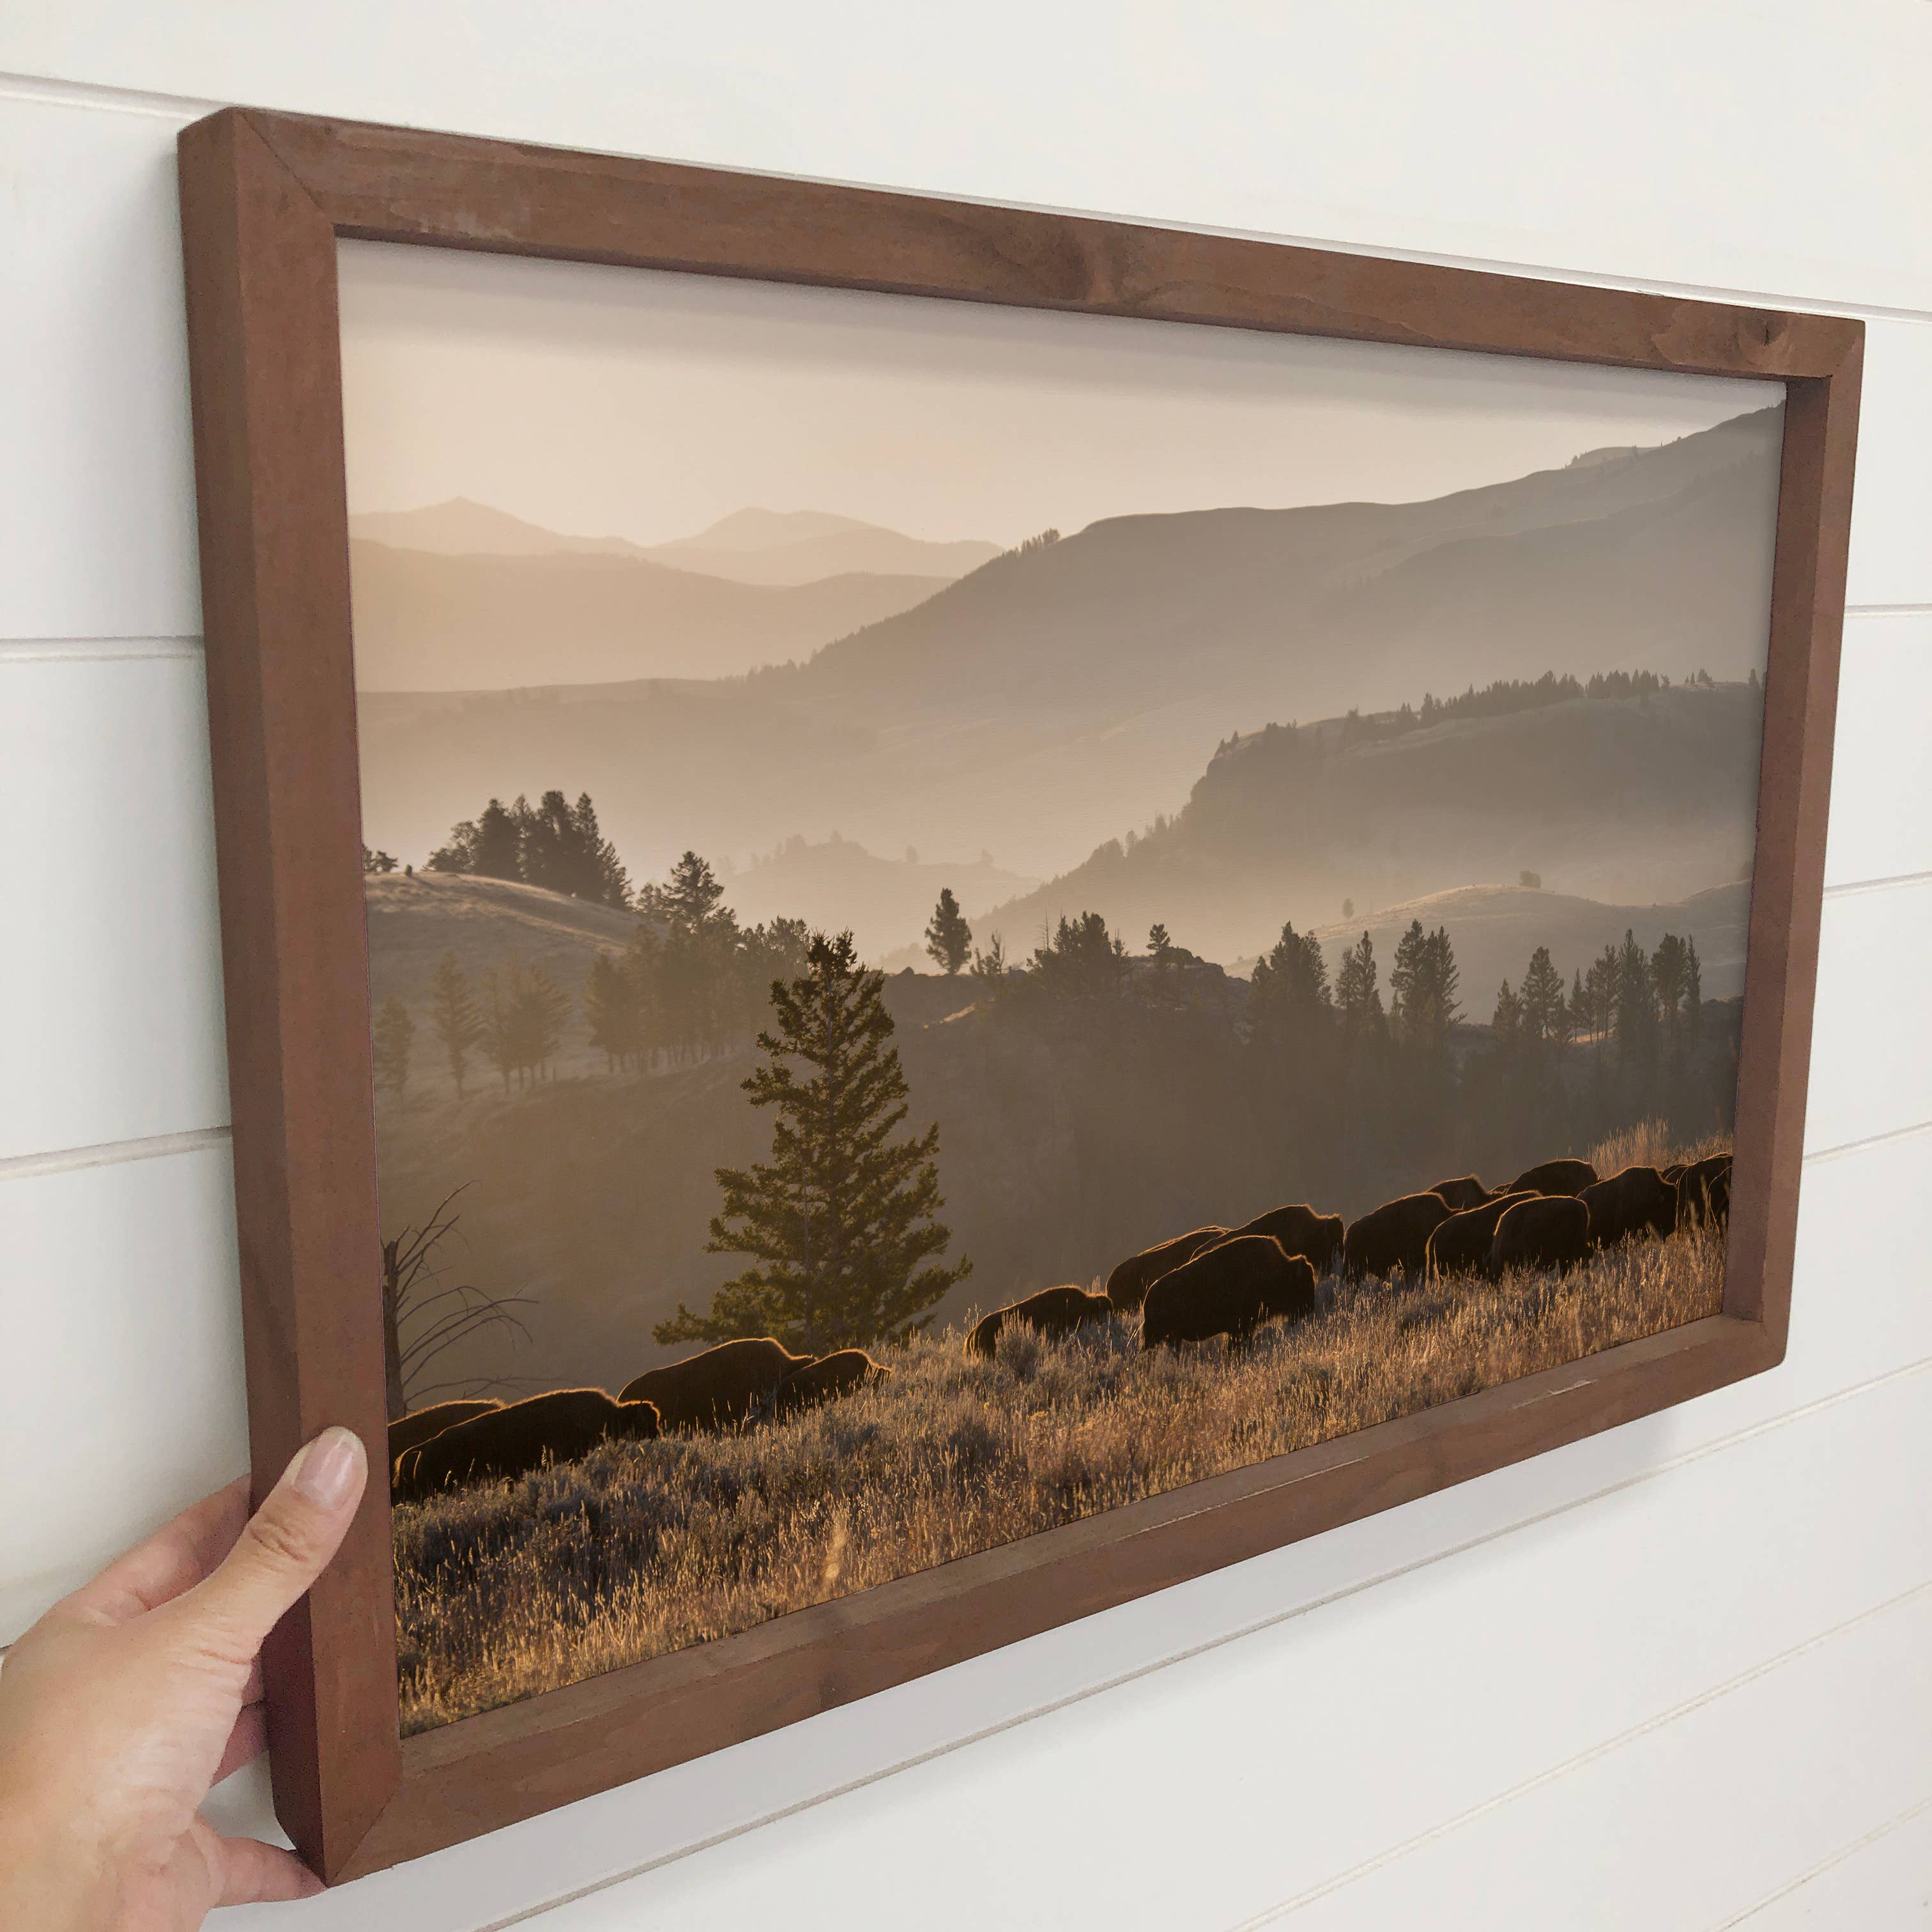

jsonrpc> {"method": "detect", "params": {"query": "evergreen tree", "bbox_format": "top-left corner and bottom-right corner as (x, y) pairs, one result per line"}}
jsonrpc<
(584, 951), (641, 1071)
(969, 932), (1007, 995)
(1029, 912), (1128, 999)
(1519, 945), (1565, 1048)
(1613, 928), (1659, 1068)
(924, 888), (973, 975)
(1390, 920), (1460, 1053)
(654, 931), (971, 1353)
(1335, 931), (1385, 1043)
(1684, 935), (1704, 1046)
(470, 798), (524, 879)
(639, 849), (732, 935)
(1651, 931), (1690, 1056)
(1248, 919), (1331, 1050)
(362, 845), (397, 875)
(1491, 978), (1522, 1046)
(372, 994), (415, 1103)
(426, 951), (481, 1096)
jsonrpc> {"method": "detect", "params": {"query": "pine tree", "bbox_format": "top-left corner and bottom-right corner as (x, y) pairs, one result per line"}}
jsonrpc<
(372, 994), (415, 1103)
(1519, 945), (1565, 1048)
(924, 888), (973, 975)
(1684, 936), (1704, 1046)
(1248, 919), (1331, 1050)
(1613, 928), (1659, 1068)
(426, 951), (481, 1096)
(654, 931), (971, 1353)
(1491, 978), (1521, 1046)
(1029, 912), (1128, 999)
(471, 799), (523, 878)
(969, 932), (1007, 995)
(1650, 932), (1690, 1056)
(1335, 931), (1385, 1042)
(1390, 920), (1459, 1053)
(584, 951), (640, 1071)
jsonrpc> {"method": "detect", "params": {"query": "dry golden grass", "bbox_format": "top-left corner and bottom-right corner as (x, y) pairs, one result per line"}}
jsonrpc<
(393, 1204), (1728, 1733)
(1590, 1116), (1730, 1177)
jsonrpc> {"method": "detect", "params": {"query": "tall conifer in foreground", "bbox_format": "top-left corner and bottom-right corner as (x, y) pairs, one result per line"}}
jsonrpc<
(655, 931), (970, 1354)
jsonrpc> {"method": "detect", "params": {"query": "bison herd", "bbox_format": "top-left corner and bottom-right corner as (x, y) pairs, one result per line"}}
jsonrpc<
(390, 1149), (1729, 1505)
(388, 1340), (891, 1503)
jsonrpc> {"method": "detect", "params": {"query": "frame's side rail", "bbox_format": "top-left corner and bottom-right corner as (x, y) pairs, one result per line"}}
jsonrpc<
(247, 111), (1860, 385)
(178, 108), (402, 1876)
(1726, 345), (1864, 1348)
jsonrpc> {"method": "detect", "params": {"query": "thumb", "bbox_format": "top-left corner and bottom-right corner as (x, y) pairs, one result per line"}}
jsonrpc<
(178, 1427), (369, 1660)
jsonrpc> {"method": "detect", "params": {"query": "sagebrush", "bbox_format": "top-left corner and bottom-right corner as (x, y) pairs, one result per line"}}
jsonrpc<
(394, 1196), (1727, 1733)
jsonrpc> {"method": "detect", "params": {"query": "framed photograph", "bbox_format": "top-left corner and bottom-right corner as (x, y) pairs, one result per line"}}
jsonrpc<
(178, 106), (1860, 1883)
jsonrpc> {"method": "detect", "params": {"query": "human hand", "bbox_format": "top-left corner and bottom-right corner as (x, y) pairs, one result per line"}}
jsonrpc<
(0, 1427), (369, 1929)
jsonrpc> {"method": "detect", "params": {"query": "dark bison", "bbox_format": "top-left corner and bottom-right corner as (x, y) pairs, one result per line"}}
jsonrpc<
(1344, 1192), (1452, 1284)
(393, 1388), (660, 1502)
(1490, 1195), (1590, 1275)
(1106, 1226), (1227, 1312)
(1507, 1157), (1599, 1197)
(774, 1349), (891, 1416)
(1581, 1165), (1679, 1249)
(619, 1337), (808, 1431)
(1209, 1203), (1346, 1275)
(1660, 1162), (1688, 1184)
(1425, 1190), (1536, 1282)
(387, 1399), (501, 1473)
(1676, 1153), (1734, 1229)
(1140, 1236), (1317, 1351)
(1427, 1174), (1491, 1213)
(969, 1285), (1114, 1358)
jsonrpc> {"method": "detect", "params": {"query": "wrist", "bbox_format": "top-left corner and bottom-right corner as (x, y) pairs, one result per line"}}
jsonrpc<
(0, 1780), (113, 1932)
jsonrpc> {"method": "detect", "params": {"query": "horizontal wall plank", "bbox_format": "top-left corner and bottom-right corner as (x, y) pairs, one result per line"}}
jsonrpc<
(1738, 1799), (1932, 1929)
(1845, 319), (1932, 610)
(4, 7), (1931, 314)
(206, 1127), (1932, 1931)
(0, 1143), (247, 1644)
(0, 652), (229, 1159)
(1824, 612), (1932, 891)
(1804, 882), (1932, 1155)
(0, 91), (201, 640)
(1259, 1584), (1932, 1931)
(441, 1364), (1932, 1931)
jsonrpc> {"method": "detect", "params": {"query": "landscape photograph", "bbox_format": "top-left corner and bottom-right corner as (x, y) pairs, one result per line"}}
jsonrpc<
(338, 239), (1782, 1731)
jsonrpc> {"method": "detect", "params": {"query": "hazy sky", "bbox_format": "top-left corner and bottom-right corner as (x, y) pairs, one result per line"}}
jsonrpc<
(338, 240), (1783, 548)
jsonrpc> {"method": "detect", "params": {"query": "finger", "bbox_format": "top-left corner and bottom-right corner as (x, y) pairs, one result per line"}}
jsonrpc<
(209, 1832), (325, 1906)
(211, 1700), (269, 1786)
(58, 1478), (252, 1627)
(171, 1428), (368, 1662)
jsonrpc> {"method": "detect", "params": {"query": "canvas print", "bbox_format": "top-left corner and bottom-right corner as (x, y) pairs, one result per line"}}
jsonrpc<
(339, 241), (1781, 1732)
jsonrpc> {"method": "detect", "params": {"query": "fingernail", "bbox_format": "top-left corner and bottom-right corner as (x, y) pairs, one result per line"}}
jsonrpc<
(291, 1427), (365, 1510)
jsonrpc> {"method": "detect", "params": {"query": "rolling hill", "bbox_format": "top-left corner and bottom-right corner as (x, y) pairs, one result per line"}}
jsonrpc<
(970, 678), (1765, 965)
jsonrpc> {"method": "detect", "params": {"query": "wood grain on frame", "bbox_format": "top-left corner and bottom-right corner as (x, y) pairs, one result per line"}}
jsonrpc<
(176, 103), (1860, 1883)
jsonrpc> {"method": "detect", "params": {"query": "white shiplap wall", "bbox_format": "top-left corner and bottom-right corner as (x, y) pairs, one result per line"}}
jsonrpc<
(2, 8), (1928, 1926)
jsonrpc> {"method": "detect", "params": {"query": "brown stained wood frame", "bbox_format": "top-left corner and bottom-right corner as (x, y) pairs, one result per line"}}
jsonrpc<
(177, 105), (1860, 1883)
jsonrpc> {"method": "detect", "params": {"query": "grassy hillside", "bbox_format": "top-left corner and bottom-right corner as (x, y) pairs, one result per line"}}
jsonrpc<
(364, 872), (637, 1092)
(394, 1162), (1728, 1733)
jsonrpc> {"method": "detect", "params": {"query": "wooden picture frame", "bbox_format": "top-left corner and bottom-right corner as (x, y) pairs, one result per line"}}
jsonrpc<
(176, 105), (1860, 1884)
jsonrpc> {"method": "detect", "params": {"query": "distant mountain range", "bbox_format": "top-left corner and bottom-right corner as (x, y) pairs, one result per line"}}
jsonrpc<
(355, 409), (1780, 911)
(345, 502), (1002, 685)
